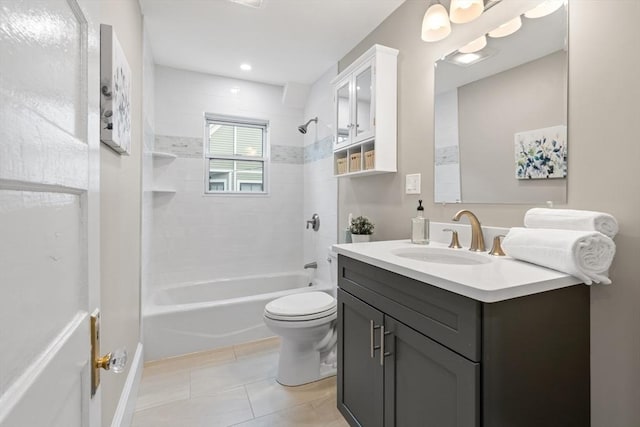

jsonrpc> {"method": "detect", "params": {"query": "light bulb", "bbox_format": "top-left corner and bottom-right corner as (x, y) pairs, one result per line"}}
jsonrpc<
(449, 0), (484, 24)
(421, 3), (451, 42)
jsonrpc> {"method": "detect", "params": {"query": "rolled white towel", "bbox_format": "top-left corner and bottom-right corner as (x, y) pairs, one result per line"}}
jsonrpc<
(502, 227), (616, 285)
(524, 208), (619, 238)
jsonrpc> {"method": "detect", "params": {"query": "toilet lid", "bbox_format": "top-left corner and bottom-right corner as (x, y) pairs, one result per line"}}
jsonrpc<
(265, 291), (336, 318)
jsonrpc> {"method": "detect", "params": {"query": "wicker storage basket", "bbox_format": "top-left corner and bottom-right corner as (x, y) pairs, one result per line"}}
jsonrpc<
(350, 153), (362, 172)
(364, 149), (375, 170)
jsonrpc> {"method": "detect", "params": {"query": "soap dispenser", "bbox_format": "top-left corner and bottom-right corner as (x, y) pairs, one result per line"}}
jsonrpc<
(411, 200), (429, 244)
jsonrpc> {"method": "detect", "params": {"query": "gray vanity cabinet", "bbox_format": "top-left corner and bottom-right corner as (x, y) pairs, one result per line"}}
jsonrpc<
(338, 289), (385, 427)
(337, 290), (479, 427)
(337, 255), (590, 427)
(382, 316), (479, 427)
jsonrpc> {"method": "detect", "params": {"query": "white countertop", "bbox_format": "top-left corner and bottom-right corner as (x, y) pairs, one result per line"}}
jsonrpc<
(333, 239), (583, 303)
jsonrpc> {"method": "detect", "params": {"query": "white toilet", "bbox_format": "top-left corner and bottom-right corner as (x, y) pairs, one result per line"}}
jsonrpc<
(263, 249), (338, 386)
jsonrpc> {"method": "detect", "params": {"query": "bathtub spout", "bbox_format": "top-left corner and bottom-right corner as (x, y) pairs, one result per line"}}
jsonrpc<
(304, 262), (318, 269)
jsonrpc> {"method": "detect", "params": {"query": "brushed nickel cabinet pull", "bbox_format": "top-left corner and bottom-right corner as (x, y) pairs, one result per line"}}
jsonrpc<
(370, 320), (381, 358)
(380, 325), (392, 366)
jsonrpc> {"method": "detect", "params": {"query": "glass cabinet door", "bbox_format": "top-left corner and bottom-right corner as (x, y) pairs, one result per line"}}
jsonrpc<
(354, 63), (374, 142)
(336, 80), (351, 147)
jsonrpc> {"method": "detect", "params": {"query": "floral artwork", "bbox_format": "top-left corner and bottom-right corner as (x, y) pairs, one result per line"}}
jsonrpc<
(100, 25), (131, 155)
(515, 125), (567, 179)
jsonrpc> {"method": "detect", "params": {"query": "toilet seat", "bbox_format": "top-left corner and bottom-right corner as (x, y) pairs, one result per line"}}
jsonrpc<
(264, 291), (336, 322)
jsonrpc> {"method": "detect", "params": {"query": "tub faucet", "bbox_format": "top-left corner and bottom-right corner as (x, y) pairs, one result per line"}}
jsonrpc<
(451, 209), (486, 252)
(304, 262), (318, 269)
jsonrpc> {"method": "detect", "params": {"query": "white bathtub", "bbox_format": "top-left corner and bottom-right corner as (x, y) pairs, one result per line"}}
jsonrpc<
(143, 272), (333, 361)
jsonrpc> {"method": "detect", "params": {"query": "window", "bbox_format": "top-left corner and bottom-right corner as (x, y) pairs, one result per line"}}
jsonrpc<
(204, 114), (268, 194)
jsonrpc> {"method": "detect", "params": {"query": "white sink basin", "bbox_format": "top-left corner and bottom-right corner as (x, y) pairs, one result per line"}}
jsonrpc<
(391, 247), (492, 265)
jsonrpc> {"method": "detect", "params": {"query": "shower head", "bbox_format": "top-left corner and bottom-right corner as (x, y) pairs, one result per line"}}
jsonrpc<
(297, 117), (318, 134)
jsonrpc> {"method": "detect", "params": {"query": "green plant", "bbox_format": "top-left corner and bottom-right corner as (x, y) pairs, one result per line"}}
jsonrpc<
(350, 216), (374, 235)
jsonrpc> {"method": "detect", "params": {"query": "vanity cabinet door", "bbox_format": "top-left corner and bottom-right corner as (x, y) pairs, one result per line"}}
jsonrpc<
(338, 289), (384, 427)
(383, 317), (480, 427)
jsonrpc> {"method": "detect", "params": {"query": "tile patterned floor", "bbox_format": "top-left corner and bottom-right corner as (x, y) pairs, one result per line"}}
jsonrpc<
(132, 337), (349, 427)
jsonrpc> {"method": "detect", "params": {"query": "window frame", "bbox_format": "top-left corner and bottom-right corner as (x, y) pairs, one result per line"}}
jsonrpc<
(203, 113), (270, 195)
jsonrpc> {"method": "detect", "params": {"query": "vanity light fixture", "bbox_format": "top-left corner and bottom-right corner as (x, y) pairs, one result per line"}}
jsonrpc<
(421, 1), (451, 42)
(449, 0), (484, 24)
(421, 0), (502, 43)
(240, 63), (252, 71)
(458, 35), (487, 53)
(488, 15), (522, 38)
(524, 0), (564, 19)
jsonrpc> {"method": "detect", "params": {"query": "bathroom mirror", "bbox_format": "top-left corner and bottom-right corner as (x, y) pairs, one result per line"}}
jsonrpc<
(434, 4), (568, 204)
(336, 82), (350, 145)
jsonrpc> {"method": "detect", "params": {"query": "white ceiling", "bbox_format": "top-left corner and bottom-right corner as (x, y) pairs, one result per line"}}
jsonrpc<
(140, 0), (406, 86)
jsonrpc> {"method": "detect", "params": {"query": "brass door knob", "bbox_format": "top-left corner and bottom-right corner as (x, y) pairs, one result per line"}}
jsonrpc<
(91, 311), (128, 396)
(96, 348), (128, 373)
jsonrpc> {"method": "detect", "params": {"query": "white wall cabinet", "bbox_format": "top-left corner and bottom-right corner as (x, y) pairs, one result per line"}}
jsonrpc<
(332, 44), (398, 177)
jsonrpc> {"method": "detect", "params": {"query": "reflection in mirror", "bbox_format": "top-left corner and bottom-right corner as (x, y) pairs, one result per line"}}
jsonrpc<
(355, 66), (372, 136)
(337, 82), (350, 145)
(434, 3), (568, 204)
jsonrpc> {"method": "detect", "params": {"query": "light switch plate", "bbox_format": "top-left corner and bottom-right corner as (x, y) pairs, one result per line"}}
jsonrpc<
(406, 173), (421, 194)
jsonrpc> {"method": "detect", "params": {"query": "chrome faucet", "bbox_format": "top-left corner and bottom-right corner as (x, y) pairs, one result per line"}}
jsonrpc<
(304, 262), (318, 269)
(451, 209), (486, 252)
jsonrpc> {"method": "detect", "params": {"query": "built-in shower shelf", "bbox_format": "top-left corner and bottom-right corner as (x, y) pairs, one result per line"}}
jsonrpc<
(152, 188), (176, 194)
(152, 151), (177, 159)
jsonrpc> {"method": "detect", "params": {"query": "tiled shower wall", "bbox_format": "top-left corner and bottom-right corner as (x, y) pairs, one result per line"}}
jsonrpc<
(303, 65), (338, 285)
(150, 66), (305, 291)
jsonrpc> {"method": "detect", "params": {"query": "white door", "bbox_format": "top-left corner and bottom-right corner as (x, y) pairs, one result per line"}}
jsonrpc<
(0, 0), (101, 425)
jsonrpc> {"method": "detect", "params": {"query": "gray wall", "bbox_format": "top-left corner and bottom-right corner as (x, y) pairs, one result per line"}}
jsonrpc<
(458, 50), (566, 203)
(338, 1), (640, 425)
(100, 0), (143, 425)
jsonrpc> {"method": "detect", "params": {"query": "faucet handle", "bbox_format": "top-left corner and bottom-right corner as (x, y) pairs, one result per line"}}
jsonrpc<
(306, 214), (320, 231)
(443, 228), (462, 249)
(489, 235), (506, 256)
